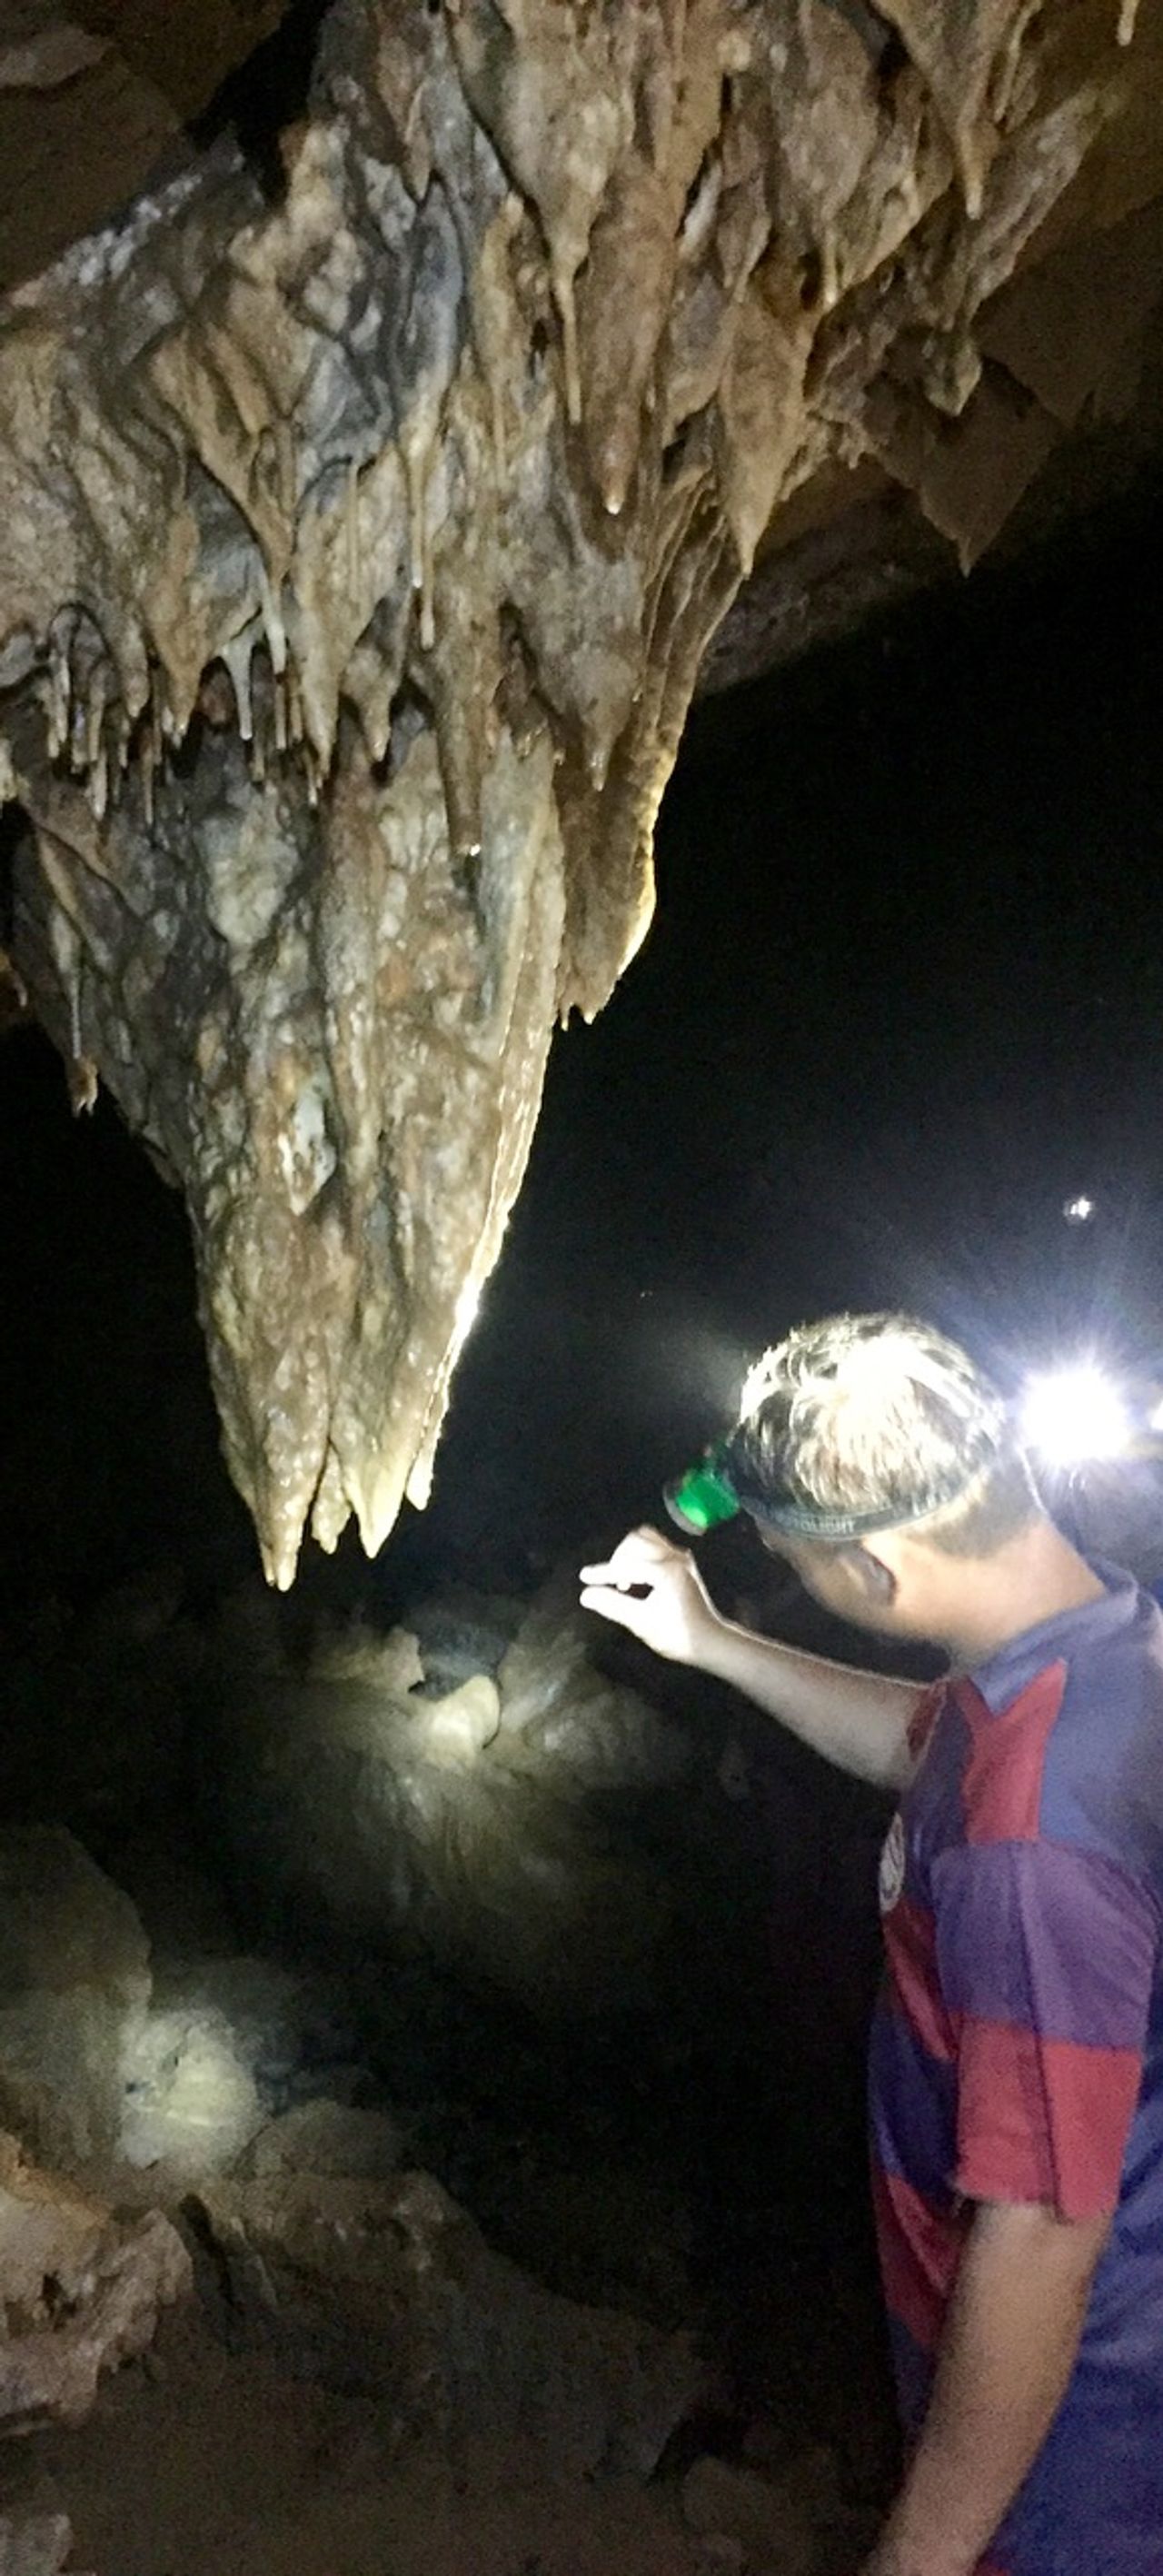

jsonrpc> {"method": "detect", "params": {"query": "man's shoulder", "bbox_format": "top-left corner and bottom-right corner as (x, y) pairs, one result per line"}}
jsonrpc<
(937, 1614), (1163, 1881)
(1040, 1622), (1163, 1880)
(946, 1659), (1069, 1848)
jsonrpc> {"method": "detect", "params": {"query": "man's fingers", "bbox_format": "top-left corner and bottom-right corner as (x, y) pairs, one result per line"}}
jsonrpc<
(579, 1558), (654, 1587)
(580, 1527), (678, 1586)
(579, 1563), (656, 1601)
(579, 1584), (650, 1635)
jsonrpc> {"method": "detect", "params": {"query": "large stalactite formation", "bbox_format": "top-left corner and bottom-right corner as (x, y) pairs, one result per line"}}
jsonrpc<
(1, 0), (1161, 1585)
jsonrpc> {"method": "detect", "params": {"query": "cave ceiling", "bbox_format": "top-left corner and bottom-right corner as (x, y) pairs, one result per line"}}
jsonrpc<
(1, 0), (1162, 1586)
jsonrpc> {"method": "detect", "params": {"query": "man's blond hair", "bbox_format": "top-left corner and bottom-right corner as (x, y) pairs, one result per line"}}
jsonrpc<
(728, 1313), (1039, 1556)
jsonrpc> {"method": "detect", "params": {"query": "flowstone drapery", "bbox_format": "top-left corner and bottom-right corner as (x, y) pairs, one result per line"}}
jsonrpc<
(0, 0), (1154, 1583)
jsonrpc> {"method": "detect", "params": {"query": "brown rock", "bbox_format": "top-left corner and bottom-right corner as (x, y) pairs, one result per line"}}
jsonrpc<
(0, 1829), (150, 2183)
(681, 2456), (818, 2576)
(0, 2514), (84, 2576)
(0, 2130), (191, 2435)
(214, 1586), (682, 2018)
(192, 2163), (703, 2478)
(242, 2099), (406, 2183)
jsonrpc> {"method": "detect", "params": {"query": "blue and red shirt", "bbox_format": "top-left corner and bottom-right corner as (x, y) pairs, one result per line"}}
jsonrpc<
(870, 1564), (1163, 2576)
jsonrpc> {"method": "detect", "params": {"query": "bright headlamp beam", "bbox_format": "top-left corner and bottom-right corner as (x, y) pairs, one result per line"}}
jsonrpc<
(1019, 1365), (1132, 1467)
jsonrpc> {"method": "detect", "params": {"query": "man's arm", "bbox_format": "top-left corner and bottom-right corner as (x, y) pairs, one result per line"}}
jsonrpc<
(865, 2198), (1110, 2576)
(580, 1526), (922, 1790)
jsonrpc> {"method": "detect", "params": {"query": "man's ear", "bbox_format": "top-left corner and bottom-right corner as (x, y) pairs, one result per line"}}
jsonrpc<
(837, 1542), (897, 1603)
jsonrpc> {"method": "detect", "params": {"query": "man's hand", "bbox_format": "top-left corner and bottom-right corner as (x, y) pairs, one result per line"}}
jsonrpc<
(580, 1526), (722, 1666)
(583, 1527), (920, 1785)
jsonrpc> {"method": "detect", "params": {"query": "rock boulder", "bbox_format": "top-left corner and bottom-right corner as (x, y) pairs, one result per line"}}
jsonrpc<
(242, 2099), (405, 2183)
(0, 1829), (150, 2183)
(0, 2518), (84, 2576)
(194, 2163), (702, 2478)
(0, 2130), (190, 2435)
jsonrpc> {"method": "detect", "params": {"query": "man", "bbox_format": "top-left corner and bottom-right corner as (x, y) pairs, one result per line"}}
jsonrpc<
(581, 1312), (1163, 2576)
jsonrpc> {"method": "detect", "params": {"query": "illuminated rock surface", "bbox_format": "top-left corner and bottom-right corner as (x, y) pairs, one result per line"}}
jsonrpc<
(0, 2512), (81, 2576)
(215, 1576), (700, 2016)
(0, 2130), (191, 2435)
(0, 1831), (150, 2183)
(2, 0), (1162, 1583)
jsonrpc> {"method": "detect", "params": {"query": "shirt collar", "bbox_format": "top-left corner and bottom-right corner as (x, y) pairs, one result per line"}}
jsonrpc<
(966, 1559), (1147, 1716)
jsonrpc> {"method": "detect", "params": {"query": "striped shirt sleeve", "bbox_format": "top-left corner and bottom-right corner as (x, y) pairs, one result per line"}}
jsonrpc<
(932, 1839), (1159, 2220)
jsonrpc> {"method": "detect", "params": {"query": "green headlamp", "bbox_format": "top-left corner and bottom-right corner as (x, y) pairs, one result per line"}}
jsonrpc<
(663, 1446), (742, 1534)
(664, 1437), (994, 1541)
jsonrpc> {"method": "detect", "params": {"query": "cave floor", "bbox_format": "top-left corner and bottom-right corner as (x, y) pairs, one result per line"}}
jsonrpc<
(0, 1565), (895, 2574)
(1, 2299), (723, 2576)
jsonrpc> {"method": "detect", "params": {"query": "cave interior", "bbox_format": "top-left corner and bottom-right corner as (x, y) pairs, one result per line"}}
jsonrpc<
(3, 4), (1163, 2573)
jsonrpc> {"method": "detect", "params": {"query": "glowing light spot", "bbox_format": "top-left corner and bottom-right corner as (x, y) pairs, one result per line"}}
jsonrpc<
(1019, 1365), (1131, 1467)
(1063, 1196), (1096, 1225)
(454, 1278), (482, 1340)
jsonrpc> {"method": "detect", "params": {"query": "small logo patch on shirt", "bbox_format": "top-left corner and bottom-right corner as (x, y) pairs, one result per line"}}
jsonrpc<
(880, 1809), (906, 1915)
